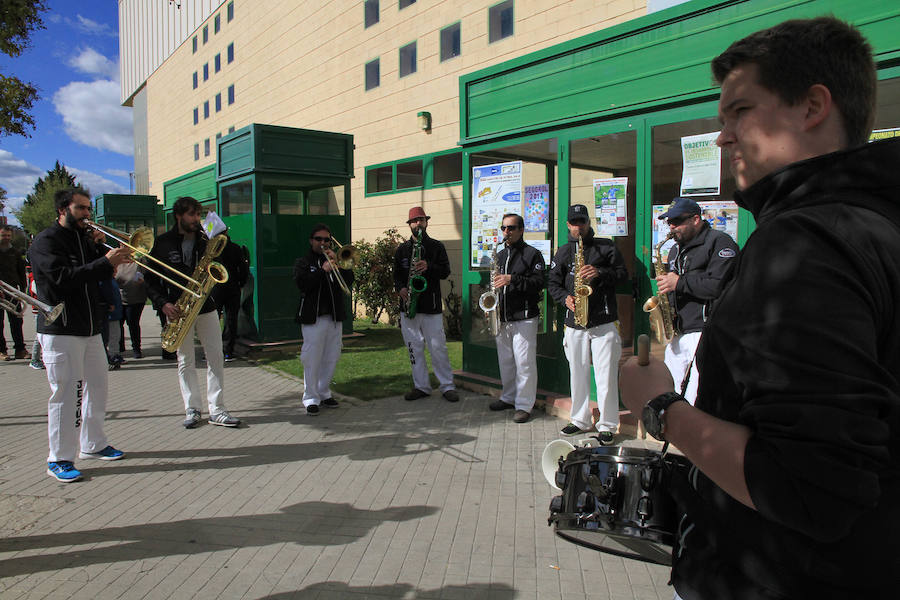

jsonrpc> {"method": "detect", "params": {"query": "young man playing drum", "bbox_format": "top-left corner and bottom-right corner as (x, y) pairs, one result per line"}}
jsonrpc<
(620, 17), (900, 599)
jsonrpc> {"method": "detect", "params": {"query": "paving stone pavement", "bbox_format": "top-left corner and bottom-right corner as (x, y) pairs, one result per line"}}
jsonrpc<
(0, 312), (672, 599)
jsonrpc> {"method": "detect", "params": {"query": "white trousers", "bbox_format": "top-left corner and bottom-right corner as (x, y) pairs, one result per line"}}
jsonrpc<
(563, 323), (621, 433)
(300, 315), (343, 407)
(38, 333), (110, 463)
(400, 313), (455, 393)
(664, 331), (701, 405)
(177, 310), (226, 415)
(495, 318), (538, 412)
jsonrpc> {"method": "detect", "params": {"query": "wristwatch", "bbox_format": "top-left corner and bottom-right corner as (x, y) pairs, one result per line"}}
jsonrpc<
(642, 391), (688, 441)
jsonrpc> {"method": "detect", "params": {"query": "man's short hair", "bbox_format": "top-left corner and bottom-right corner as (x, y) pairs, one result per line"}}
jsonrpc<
(173, 196), (202, 216)
(309, 223), (331, 238)
(54, 187), (92, 214)
(1, 225), (13, 233)
(502, 213), (525, 229)
(711, 16), (876, 148)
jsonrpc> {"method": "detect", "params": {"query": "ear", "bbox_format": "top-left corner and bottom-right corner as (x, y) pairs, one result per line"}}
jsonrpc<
(802, 83), (833, 131)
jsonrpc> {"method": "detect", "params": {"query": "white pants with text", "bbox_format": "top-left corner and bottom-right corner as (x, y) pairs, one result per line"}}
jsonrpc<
(401, 313), (455, 393)
(300, 315), (343, 407)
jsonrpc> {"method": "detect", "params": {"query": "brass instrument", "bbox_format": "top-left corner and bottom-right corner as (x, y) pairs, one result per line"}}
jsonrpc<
(324, 235), (356, 296)
(0, 280), (65, 324)
(573, 234), (593, 327)
(161, 234), (230, 352)
(479, 241), (501, 337)
(406, 227), (427, 318)
(642, 232), (676, 345)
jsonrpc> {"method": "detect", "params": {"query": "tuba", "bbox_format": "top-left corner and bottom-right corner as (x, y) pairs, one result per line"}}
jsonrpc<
(406, 227), (428, 318)
(572, 234), (593, 327)
(478, 241), (501, 337)
(642, 233), (676, 345)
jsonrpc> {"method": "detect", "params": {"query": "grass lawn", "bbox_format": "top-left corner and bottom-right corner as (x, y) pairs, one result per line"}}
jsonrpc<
(255, 320), (462, 400)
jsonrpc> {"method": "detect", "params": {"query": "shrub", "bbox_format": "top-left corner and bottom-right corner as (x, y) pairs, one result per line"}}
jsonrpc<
(353, 227), (403, 325)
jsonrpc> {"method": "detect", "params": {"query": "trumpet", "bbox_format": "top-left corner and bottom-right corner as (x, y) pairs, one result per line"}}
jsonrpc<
(325, 235), (356, 296)
(0, 280), (65, 324)
(83, 220), (202, 299)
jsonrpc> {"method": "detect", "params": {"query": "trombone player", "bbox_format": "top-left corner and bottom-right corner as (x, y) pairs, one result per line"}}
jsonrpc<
(293, 223), (354, 415)
(28, 188), (131, 482)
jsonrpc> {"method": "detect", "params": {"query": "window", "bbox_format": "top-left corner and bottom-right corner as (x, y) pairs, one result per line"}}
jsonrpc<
(433, 153), (462, 184)
(215, 93), (222, 112)
(397, 160), (423, 189)
(192, 36), (197, 53)
(399, 42), (416, 78)
(203, 101), (209, 119)
(203, 63), (209, 81)
(365, 58), (380, 91)
(227, 43), (234, 63)
(202, 25), (208, 44)
(193, 143), (199, 161)
(227, 85), (235, 105)
(488, 0), (514, 43)
(366, 166), (393, 193)
(440, 23), (461, 62)
(227, 2), (234, 22)
(228, 125), (235, 133)
(192, 71), (198, 89)
(215, 54), (221, 73)
(222, 180), (252, 216)
(399, 0), (416, 8)
(364, 0), (379, 28)
(204, 138), (210, 157)
(193, 107), (199, 125)
(216, 132), (222, 140)
(214, 14), (220, 33)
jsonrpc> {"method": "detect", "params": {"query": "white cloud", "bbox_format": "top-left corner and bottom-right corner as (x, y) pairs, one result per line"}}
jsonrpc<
(69, 47), (119, 79)
(67, 167), (128, 196)
(104, 168), (132, 179)
(74, 15), (116, 37)
(53, 79), (133, 155)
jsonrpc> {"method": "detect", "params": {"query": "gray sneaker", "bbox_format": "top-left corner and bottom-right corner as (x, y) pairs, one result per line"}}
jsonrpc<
(183, 408), (201, 429)
(209, 411), (241, 427)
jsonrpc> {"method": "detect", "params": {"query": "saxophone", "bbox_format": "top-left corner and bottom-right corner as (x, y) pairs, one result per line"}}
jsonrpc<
(642, 232), (676, 345)
(406, 227), (428, 318)
(572, 234), (593, 327)
(478, 242), (501, 336)
(161, 234), (230, 352)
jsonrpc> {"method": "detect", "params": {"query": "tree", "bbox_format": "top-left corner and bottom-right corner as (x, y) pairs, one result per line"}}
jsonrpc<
(353, 227), (404, 325)
(0, 0), (48, 138)
(13, 161), (79, 236)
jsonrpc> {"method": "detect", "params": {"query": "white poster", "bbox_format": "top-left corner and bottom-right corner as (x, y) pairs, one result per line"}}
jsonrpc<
(680, 132), (721, 196)
(471, 161), (523, 267)
(593, 177), (628, 236)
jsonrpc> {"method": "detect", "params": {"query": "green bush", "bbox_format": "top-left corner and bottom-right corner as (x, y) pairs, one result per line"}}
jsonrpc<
(353, 227), (403, 325)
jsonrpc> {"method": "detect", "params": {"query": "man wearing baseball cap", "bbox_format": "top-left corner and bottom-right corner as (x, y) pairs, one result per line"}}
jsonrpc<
(393, 207), (458, 402)
(655, 197), (738, 403)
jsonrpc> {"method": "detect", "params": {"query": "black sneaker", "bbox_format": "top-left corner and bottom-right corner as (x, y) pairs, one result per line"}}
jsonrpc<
(321, 398), (338, 408)
(560, 423), (583, 436)
(404, 388), (430, 401)
(489, 399), (514, 411)
(443, 390), (460, 403)
(598, 431), (615, 445)
(133, 350), (143, 359)
(513, 410), (531, 424)
(183, 408), (201, 429)
(306, 404), (319, 415)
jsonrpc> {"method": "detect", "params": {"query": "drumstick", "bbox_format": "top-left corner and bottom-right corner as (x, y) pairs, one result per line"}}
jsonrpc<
(637, 333), (650, 366)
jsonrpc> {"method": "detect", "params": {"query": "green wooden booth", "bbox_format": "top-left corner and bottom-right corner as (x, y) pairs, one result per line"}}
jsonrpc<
(457, 0), (900, 396)
(93, 194), (160, 234)
(162, 125), (355, 343)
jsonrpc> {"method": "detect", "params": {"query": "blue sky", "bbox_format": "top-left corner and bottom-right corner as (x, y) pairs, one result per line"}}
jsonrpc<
(0, 1), (132, 227)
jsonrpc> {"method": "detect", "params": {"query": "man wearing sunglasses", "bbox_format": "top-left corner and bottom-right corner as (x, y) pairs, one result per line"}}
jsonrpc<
(655, 197), (738, 404)
(487, 213), (545, 423)
(293, 223), (354, 415)
(548, 204), (627, 442)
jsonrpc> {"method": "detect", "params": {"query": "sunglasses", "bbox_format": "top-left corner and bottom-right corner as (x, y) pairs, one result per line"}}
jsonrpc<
(312, 236), (330, 242)
(500, 225), (520, 231)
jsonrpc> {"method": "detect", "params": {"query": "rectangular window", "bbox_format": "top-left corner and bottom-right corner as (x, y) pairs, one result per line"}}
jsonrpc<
(396, 160), (423, 189)
(227, 2), (234, 22)
(203, 101), (209, 119)
(228, 125), (235, 133)
(214, 54), (221, 73)
(203, 25), (208, 44)
(203, 63), (209, 81)
(440, 23), (461, 62)
(214, 14), (220, 33)
(433, 152), (462, 184)
(488, 0), (514, 43)
(365, 58), (379, 91)
(227, 42), (234, 63)
(204, 138), (210, 157)
(399, 42), (416, 78)
(366, 166), (393, 193)
(192, 71), (198, 89)
(215, 93), (222, 112)
(222, 180), (252, 216)
(192, 36), (197, 53)
(399, 0), (416, 8)
(216, 132), (222, 140)
(193, 107), (199, 125)
(364, 0), (379, 28)
(227, 85), (235, 105)
(194, 143), (199, 161)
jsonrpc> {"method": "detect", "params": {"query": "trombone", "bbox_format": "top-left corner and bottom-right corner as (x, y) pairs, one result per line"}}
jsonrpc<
(83, 220), (202, 299)
(325, 235), (356, 296)
(0, 280), (65, 324)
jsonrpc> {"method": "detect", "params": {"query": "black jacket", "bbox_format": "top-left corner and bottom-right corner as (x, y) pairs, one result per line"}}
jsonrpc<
(393, 232), (451, 315)
(673, 139), (900, 600)
(664, 223), (738, 333)
(145, 225), (217, 315)
(0, 245), (26, 291)
(494, 238), (545, 322)
(27, 223), (113, 336)
(547, 228), (627, 329)
(293, 250), (354, 324)
(211, 236), (249, 305)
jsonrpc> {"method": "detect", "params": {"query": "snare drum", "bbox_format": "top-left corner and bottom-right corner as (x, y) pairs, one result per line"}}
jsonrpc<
(547, 445), (688, 565)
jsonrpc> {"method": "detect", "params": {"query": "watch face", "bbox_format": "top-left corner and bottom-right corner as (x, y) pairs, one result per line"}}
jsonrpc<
(642, 403), (662, 440)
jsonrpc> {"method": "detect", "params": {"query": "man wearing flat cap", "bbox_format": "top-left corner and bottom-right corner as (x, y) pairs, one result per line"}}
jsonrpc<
(656, 197), (738, 404)
(393, 206), (458, 402)
(548, 204), (627, 442)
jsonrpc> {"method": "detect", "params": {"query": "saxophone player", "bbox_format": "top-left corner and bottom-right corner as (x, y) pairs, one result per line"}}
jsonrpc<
(146, 196), (241, 429)
(548, 204), (627, 441)
(487, 213), (546, 423)
(393, 207), (458, 403)
(655, 197), (738, 404)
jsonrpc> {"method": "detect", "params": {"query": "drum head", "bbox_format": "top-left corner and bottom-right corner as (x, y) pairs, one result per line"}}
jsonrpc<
(556, 529), (673, 566)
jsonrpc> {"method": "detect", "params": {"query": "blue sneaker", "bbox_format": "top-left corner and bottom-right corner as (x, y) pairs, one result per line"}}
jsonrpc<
(78, 446), (125, 461)
(47, 461), (82, 482)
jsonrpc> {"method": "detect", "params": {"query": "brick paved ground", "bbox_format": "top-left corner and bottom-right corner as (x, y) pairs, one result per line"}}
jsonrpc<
(0, 312), (672, 599)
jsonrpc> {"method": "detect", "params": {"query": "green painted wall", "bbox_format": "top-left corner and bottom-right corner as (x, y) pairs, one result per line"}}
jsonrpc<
(163, 165), (217, 209)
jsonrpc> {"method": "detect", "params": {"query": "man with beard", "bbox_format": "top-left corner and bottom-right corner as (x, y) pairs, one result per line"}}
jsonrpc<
(146, 196), (241, 429)
(655, 197), (738, 404)
(28, 188), (131, 482)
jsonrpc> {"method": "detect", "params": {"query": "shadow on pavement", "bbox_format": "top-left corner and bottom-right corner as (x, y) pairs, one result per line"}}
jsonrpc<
(260, 581), (518, 599)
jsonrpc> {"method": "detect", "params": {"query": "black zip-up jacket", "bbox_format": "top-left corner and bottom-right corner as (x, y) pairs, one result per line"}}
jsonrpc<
(293, 250), (354, 324)
(27, 222), (113, 336)
(672, 138), (900, 600)
(145, 225), (217, 315)
(0, 245), (26, 291)
(664, 222), (738, 333)
(393, 232), (451, 315)
(547, 228), (627, 329)
(494, 238), (545, 322)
